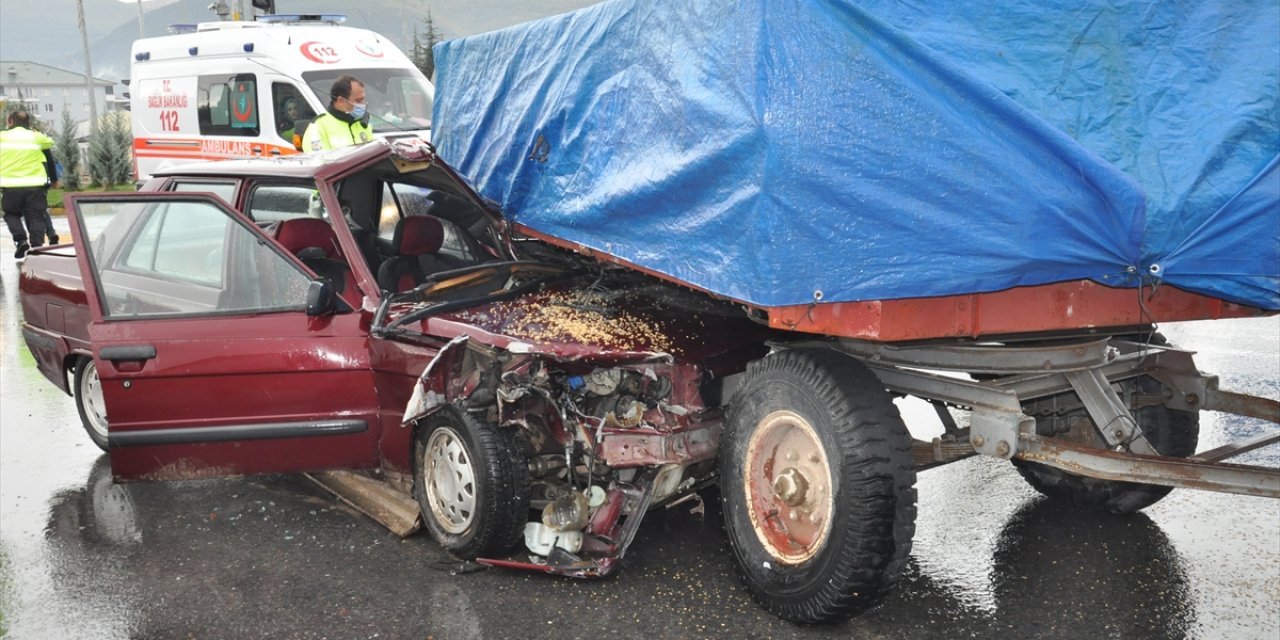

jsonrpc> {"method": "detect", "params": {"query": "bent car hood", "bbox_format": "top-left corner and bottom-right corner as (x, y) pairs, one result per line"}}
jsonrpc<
(404, 279), (770, 367)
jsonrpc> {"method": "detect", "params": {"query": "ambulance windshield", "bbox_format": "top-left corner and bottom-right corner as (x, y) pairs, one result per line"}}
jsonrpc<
(303, 67), (434, 132)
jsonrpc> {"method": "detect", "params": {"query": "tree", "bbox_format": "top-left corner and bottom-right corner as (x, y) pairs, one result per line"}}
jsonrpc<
(411, 10), (443, 80)
(0, 100), (20, 127)
(54, 108), (83, 190)
(87, 112), (132, 187)
(0, 100), (51, 133)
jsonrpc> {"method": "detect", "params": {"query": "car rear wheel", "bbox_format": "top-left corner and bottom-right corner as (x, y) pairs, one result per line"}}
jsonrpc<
(413, 406), (529, 559)
(721, 349), (916, 624)
(74, 357), (109, 451)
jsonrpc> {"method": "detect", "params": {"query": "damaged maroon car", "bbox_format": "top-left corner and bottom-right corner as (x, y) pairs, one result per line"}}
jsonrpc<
(20, 139), (773, 579)
(21, 139), (1279, 625)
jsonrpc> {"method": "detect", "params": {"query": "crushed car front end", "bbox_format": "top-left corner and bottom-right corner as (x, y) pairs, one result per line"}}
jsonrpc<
(381, 263), (771, 575)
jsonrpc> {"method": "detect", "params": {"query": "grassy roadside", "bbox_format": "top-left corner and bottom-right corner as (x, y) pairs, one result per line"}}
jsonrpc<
(48, 185), (135, 212)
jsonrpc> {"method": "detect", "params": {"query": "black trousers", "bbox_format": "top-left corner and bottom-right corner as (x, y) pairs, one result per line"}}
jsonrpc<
(1, 187), (49, 247)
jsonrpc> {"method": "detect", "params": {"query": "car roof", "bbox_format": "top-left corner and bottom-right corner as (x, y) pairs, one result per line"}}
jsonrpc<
(151, 141), (388, 180)
(151, 139), (506, 230)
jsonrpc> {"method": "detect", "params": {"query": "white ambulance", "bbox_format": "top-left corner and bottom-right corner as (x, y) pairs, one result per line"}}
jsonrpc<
(129, 14), (433, 180)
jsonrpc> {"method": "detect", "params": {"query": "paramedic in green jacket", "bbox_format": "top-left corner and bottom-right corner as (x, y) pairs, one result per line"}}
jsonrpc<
(302, 75), (373, 151)
(1, 111), (58, 259)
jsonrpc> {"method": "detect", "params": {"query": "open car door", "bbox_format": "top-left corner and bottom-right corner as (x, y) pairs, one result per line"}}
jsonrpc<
(65, 193), (381, 481)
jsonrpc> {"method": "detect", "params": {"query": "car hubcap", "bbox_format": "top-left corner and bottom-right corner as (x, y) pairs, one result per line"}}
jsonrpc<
(82, 361), (109, 440)
(424, 427), (476, 534)
(744, 410), (834, 564)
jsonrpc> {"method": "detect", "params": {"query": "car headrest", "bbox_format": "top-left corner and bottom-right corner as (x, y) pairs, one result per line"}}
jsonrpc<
(273, 218), (343, 260)
(394, 216), (444, 256)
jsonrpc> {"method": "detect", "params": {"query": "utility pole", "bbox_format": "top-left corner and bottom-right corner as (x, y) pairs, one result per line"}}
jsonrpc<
(135, 0), (146, 38)
(75, 0), (99, 135)
(401, 0), (410, 54)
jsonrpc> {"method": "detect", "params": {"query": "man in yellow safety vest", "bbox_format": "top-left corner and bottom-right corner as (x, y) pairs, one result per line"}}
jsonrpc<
(1, 111), (59, 259)
(301, 75), (373, 152)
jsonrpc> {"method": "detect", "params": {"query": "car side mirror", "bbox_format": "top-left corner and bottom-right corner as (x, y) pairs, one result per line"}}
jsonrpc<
(305, 279), (335, 316)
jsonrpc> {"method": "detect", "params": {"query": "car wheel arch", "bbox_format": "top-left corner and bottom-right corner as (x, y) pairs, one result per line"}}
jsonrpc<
(403, 335), (494, 426)
(62, 351), (92, 396)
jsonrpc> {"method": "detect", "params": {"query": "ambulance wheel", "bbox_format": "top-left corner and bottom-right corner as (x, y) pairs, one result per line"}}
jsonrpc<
(74, 357), (109, 451)
(721, 349), (917, 624)
(414, 406), (529, 559)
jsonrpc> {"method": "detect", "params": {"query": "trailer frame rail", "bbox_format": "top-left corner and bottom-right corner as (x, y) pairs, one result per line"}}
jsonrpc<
(819, 336), (1280, 499)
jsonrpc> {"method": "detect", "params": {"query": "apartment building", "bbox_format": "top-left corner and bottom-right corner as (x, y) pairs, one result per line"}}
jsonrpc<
(0, 60), (118, 124)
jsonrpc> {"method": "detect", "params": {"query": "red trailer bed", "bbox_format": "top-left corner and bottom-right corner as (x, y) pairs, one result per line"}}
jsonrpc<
(520, 225), (1273, 342)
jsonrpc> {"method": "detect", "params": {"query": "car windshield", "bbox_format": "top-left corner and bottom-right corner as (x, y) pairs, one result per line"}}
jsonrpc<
(302, 67), (433, 132)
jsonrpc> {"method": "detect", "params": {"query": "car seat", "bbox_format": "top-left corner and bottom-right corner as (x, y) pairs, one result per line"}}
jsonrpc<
(270, 218), (361, 309)
(377, 216), (464, 293)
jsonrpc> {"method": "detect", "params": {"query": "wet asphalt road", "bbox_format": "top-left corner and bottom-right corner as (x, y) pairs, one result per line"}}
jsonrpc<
(1, 219), (1278, 639)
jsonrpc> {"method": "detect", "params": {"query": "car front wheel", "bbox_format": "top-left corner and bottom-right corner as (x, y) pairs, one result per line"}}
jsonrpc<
(413, 406), (529, 559)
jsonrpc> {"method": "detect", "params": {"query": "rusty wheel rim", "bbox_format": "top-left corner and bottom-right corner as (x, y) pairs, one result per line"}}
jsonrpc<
(424, 427), (476, 535)
(744, 410), (834, 564)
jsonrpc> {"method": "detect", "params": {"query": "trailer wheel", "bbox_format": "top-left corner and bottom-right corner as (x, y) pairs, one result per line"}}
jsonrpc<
(413, 406), (529, 559)
(74, 357), (109, 451)
(1014, 375), (1199, 514)
(720, 349), (916, 624)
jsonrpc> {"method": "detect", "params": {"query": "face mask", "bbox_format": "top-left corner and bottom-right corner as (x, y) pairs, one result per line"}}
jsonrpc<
(350, 102), (367, 119)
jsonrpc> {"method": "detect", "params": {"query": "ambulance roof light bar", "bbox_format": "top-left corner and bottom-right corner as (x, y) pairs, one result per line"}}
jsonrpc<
(255, 14), (347, 25)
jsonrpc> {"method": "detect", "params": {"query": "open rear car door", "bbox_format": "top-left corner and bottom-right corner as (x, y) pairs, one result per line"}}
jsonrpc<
(65, 193), (381, 481)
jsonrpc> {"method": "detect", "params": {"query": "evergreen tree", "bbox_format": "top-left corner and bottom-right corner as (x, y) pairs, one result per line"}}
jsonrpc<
(0, 101), (20, 127)
(411, 30), (427, 76)
(54, 108), (83, 190)
(1, 101), (51, 132)
(415, 11), (443, 80)
(87, 112), (132, 187)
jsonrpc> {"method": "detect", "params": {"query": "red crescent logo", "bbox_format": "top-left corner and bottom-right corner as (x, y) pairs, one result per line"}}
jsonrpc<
(300, 41), (341, 64)
(231, 90), (254, 122)
(356, 40), (385, 58)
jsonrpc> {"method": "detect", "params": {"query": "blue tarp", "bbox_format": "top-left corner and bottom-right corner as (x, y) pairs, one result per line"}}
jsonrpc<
(433, 0), (1280, 310)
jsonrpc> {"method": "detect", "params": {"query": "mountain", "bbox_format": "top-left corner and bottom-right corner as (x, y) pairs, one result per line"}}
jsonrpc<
(1, 0), (600, 84)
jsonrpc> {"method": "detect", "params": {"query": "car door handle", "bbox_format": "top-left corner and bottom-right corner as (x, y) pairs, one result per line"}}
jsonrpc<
(100, 345), (157, 361)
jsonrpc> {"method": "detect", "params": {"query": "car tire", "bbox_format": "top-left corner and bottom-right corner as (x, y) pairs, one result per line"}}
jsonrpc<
(720, 348), (917, 624)
(413, 406), (529, 559)
(74, 357), (109, 451)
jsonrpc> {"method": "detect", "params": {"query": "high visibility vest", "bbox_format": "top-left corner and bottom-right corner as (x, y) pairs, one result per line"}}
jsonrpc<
(0, 126), (55, 188)
(301, 112), (373, 152)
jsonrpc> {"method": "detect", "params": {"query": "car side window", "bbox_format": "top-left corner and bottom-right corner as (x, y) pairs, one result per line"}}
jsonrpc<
(76, 198), (313, 318)
(170, 180), (237, 205)
(377, 183), (407, 241)
(121, 202), (226, 286)
(271, 82), (315, 145)
(247, 184), (323, 223)
(380, 184), (483, 264)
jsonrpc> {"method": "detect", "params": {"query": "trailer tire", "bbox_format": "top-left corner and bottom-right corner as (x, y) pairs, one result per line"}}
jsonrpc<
(1013, 375), (1199, 514)
(414, 406), (529, 559)
(74, 356), (109, 451)
(720, 349), (916, 624)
